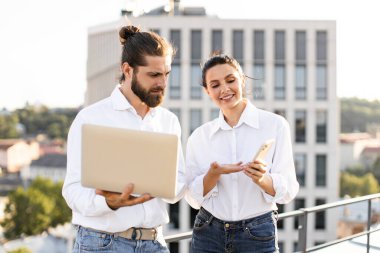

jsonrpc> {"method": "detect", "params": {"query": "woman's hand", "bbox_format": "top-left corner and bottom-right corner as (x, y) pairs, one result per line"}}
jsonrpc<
(208, 161), (244, 176)
(243, 160), (275, 196)
(203, 161), (243, 196)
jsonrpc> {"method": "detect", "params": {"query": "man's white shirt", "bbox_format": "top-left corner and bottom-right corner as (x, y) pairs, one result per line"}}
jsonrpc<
(62, 85), (186, 232)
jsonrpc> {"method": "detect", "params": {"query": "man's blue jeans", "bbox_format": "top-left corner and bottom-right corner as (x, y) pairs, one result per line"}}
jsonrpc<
(191, 208), (279, 253)
(72, 226), (169, 253)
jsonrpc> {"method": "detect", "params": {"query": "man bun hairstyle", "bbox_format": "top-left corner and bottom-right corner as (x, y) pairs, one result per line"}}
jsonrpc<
(119, 25), (175, 82)
(119, 25), (140, 45)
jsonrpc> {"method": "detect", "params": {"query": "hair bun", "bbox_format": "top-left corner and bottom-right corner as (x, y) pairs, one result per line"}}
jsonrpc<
(119, 25), (140, 45)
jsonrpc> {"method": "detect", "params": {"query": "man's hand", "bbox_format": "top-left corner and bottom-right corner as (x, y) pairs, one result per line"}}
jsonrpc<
(96, 183), (153, 210)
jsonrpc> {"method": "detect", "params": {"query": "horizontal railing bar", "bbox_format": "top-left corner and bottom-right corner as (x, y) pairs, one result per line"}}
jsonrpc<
(278, 210), (304, 219)
(301, 227), (380, 252)
(303, 193), (380, 213)
(165, 231), (192, 243)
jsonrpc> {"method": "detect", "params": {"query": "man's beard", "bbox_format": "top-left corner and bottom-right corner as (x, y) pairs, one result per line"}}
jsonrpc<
(131, 74), (165, 108)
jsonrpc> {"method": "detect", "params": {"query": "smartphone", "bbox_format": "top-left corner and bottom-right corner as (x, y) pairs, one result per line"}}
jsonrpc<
(252, 139), (275, 162)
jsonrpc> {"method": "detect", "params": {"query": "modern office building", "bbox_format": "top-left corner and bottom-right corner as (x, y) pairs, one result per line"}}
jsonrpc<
(85, 4), (339, 253)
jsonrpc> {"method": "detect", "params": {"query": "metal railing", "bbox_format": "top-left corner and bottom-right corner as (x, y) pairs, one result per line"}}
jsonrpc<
(164, 193), (380, 252)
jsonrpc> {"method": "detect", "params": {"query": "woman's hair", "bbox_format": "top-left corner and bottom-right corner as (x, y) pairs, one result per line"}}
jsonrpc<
(118, 25), (175, 82)
(201, 52), (244, 88)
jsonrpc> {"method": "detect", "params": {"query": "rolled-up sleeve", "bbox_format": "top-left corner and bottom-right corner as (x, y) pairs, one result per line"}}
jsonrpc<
(262, 119), (299, 204)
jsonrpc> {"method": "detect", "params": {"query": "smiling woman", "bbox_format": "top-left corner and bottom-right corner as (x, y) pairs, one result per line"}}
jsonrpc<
(185, 53), (299, 253)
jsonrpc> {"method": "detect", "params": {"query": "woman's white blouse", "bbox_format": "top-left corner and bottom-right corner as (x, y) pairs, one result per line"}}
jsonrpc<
(185, 101), (299, 221)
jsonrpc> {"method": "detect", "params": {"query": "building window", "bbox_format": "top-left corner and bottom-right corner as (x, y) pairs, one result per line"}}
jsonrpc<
(151, 29), (160, 35)
(254, 30), (265, 62)
(316, 31), (327, 62)
(295, 64), (307, 100)
(316, 154), (327, 186)
(293, 242), (299, 253)
(277, 204), (284, 229)
(169, 64), (181, 99)
(169, 108), (181, 123)
(253, 64), (265, 99)
(316, 31), (327, 100)
(170, 30), (181, 99)
(295, 154), (306, 186)
(316, 110), (327, 143)
(315, 198), (326, 229)
(295, 110), (306, 143)
(316, 64), (327, 100)
(191, 30), (202, 99)
(274, 64), (286, 99)
(168, 242), (179, 253)
(278, 242), (284, 253)
(190, 65), (202, 99)
(233, 30), (244, 66)
(168, 202), (179, 229)
(295, 31), (306, 62)
(190, 109), (202, 134)
(294, 198), (305, 229)
(210, 108), (219, 120)
(274, 109), (286, 118)
(212, 30), (223, 52)
(275, 31), (285, 62)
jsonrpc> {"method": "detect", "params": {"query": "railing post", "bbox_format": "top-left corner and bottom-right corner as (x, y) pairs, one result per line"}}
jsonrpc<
(298, 209), (308, 252)
(367, 199), (372, 253)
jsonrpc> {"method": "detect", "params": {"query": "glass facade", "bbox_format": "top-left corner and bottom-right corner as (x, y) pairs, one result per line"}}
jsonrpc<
(295, 154), (306, 186)
(316, 110), (327, 143)
(316, 154), (327, 186)
(295, 110), (306, 143)
(170, 30), (181, 99)
(191, 30), (202, 99)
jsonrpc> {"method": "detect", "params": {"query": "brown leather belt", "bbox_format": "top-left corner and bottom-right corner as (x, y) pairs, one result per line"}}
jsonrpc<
(116, 227), (158, 240)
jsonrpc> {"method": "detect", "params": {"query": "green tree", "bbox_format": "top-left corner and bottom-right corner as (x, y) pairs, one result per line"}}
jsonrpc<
(340, 97), (380, 133)
(29, 177), (72, 227)
(1, 187), (53, 239)
(0, 114), (20, 138)
(0, 177), (72, 240)
(340, 172), (380, 197)
(15, 104), (78, 139)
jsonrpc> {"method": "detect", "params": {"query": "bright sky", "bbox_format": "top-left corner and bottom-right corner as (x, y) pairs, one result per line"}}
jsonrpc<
(0, 0), (379, 110)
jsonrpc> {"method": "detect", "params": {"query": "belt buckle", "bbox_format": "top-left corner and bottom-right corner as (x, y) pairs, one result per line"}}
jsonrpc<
(152, 228), (157, 240)
(131, 227), (157, 240)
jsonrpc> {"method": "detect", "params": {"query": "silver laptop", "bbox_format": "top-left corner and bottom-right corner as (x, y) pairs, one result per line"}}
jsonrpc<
(81, 124), (179, 199)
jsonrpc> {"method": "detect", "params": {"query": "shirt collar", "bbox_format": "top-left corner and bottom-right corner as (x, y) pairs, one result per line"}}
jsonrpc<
(111, 85), (133, 111)
(111, 84), (158, 117)
(209, 100), (260, 138)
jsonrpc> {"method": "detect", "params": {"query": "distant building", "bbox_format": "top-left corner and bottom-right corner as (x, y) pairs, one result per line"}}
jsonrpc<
(340, 133), (380, 170)
(21, 153), (67, 183)
(0, 139), (39, 173)
(85, 3), (339, 252)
